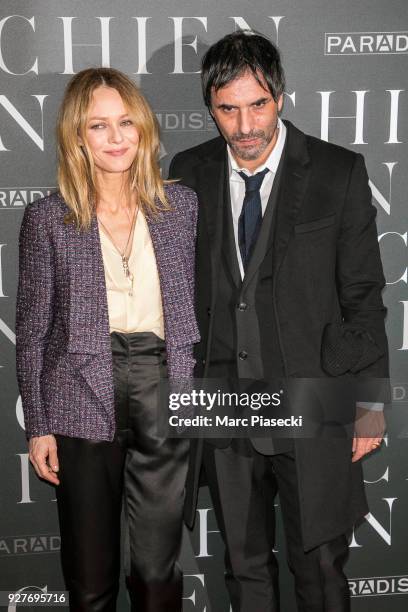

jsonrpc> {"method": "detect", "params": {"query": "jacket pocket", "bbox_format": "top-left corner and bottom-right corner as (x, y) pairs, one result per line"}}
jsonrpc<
(294, 214), (336, 234)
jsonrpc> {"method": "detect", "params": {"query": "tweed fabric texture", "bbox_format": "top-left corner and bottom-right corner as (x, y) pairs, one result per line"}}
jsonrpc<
(16, 184), (200, 441)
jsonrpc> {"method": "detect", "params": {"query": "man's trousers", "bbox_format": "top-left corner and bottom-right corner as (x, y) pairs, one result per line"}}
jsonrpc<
(203, 438), (350, 612)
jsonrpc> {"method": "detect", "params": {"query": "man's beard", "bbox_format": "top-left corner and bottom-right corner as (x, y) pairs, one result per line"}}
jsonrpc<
(228, 124), (277, 161)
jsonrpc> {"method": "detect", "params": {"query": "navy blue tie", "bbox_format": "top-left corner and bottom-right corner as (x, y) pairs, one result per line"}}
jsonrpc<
(238, 168), (269, 270)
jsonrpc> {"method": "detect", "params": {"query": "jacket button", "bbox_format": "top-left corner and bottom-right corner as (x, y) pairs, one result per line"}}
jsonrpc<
(201, 358), (206, 365)
(237, 302), (248, 311)
(207, 307), (212, 316)
(238, 351), (248, 360)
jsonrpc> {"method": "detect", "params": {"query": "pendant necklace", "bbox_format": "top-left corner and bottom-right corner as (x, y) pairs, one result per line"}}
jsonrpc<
(98, 204), (138, 296)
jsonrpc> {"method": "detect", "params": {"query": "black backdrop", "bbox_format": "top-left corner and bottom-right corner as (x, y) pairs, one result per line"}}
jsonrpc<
(0, 2), (407, 610)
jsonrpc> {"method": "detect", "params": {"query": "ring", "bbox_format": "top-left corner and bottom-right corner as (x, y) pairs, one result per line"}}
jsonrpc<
(372, 441), (381, 449)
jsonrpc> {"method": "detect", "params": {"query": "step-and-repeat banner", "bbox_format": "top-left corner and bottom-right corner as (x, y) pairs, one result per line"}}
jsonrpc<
(0, 1), (407, 610)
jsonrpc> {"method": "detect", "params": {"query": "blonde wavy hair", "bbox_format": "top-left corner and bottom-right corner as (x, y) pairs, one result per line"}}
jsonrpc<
(57, 67), (170, 229)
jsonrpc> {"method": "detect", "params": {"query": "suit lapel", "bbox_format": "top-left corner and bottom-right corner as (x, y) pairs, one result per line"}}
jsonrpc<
(196, 141), (227, 306)
(230, 121), (311, 291)
(242, 145), (286, 290)
(271, 121), (311, 279)
(222, 173), (241, 288)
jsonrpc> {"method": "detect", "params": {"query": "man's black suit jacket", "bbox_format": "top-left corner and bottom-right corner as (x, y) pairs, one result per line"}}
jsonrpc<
(169, 120), (389, 551)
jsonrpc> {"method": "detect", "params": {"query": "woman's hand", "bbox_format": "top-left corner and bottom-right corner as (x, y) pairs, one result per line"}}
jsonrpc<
(28, 435), (60, 485)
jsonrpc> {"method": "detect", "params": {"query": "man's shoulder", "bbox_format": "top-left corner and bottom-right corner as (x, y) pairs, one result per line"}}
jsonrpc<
(307, 133), (358, 166)
(286, 120), (359, 169)
(171, 136), (225, 165)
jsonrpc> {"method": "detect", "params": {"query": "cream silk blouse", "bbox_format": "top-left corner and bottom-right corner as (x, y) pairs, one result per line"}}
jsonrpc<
(99, 211), (165, 339)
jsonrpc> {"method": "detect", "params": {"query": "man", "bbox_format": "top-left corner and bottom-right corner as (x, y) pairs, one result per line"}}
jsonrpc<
(169, 31), (388, 611)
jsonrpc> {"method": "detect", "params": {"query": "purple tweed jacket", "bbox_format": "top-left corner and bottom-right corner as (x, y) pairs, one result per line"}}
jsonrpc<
(16, 184), (200, 441)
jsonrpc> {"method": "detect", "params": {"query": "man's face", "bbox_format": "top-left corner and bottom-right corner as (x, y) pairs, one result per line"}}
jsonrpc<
(210, 70), (283, 171)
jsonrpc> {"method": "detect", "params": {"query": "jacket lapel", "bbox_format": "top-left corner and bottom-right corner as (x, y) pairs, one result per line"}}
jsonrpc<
(64, 215), (114, 417)
(225, 121), (311, 291)
(242, 144), (286, 290)
(146, 202), (200, 348)
(222, 173), (241, 288)
(271, 120), (311, 279)
(195, 140), (227, 307)
(65, 216), (111, 355)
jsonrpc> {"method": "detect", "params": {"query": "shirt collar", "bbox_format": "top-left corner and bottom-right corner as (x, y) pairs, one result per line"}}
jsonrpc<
(228, 117), (286, 179)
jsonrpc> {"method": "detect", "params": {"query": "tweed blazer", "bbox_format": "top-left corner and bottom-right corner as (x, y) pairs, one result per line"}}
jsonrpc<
(16, 184), (200, 441)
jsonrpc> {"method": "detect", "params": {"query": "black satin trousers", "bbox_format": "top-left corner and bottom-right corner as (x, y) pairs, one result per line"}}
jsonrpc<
(55, 332), (189, 612)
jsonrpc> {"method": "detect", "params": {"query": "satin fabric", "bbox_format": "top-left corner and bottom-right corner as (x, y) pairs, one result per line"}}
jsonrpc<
(99, 213), (165, 339)
(56, 331), (189, 611)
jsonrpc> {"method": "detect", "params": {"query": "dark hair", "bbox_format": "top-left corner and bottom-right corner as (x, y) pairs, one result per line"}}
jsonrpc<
(201, 31), (285, 107)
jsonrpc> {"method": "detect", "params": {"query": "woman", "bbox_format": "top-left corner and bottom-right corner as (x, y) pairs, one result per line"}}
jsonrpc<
(16, 67), (199, 611)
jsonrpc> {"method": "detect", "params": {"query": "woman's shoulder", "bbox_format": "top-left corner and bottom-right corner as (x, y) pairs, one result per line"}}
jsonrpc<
(164, 182), (198, 211)
(24, 191), (69, 221)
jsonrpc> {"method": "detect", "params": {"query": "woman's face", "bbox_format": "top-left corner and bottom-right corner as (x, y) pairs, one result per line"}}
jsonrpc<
(82, 86), (139, 177)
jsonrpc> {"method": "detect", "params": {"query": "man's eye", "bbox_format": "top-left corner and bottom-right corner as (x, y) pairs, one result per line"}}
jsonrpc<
(254, 101), (266, 108)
